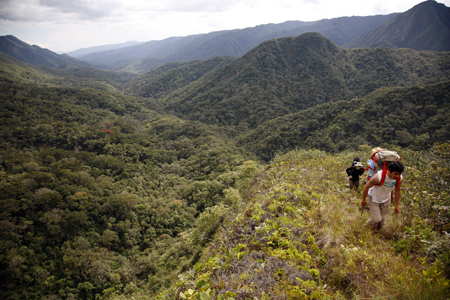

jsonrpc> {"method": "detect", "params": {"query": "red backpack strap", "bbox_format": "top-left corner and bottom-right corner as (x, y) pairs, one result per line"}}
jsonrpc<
(380, 171), (402, 187)
(373, 154), (379, 168)
(364, 165), (375, 172)
(378, 164), (387, 186)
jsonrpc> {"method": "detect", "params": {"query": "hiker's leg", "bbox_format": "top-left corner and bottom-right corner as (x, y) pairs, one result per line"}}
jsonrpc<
(354, 180), (360, 191)
(379, 199), (391, 229)
(349, 179), (354, 189)
(366, 196), (382, 229)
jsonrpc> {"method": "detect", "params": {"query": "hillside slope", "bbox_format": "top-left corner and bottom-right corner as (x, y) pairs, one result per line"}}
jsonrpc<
(344, 0), (450, 51)
(124, 57), (235, 99)
(157, 148), (450, 299)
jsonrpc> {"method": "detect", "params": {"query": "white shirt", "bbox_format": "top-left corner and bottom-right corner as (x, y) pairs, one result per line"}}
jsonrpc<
(368, 170), (403, 203)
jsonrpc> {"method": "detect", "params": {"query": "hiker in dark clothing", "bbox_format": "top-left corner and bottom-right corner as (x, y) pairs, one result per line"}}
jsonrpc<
(346, 161), (365, 190)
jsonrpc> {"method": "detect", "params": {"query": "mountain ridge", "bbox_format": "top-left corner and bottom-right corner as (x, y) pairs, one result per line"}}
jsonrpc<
(74, 15), (398, 71)
(0, 35), (90, 68)
(66, 40), (143, 58)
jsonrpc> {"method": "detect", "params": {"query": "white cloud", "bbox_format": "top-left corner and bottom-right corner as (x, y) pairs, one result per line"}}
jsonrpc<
(156, 0), (245, 13)
(0, 0), (118, 22)
(38, 0), (117, 19)
(0, 0), (52, 22)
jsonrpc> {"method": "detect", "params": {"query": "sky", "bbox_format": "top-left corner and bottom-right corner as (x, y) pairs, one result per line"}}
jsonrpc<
(0, 0), (449, 53)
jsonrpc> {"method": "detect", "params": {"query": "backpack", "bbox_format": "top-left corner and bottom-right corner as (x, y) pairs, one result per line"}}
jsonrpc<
(372, 150), (401, 188)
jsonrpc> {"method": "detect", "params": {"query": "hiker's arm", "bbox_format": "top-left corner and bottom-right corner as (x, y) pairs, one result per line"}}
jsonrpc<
(346, 167), (352, 177)
(358, 169), (364, 179)
(393, 181), (402, 215)
(361, 174), (378, 208)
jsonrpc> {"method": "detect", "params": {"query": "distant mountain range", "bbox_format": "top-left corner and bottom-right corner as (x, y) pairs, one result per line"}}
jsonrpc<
(66, 41), (143, 58)
(0, 0), (449, 72)
(69, 15), (398, 67)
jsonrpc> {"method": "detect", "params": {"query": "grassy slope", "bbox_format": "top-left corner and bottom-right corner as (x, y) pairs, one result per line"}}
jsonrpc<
(156, 146), (450, 299)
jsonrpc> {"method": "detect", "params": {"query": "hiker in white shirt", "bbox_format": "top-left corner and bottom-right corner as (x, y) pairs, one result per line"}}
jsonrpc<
(361, 161), (404, 231)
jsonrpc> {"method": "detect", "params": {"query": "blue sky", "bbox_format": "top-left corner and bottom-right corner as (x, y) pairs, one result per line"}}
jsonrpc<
(0, 0), (448, 53)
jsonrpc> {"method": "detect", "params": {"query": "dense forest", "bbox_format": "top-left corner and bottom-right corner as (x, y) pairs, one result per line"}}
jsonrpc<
(0, 31), (449, 299)
(0, 81), (255, 299)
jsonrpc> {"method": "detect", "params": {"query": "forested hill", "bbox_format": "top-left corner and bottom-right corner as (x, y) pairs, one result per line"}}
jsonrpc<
(240, 81), (450, 160)
(156, 33), (450, 130)
(2, 32), (449, 159)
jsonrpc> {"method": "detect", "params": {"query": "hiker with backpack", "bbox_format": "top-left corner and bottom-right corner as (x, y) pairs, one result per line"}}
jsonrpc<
(346, 159), (365, 191)
(361, 151), (404, 231)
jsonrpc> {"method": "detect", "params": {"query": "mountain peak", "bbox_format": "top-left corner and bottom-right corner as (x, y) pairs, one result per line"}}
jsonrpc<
(246, 32), (339, 62)
(344, 0), (450, 51)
